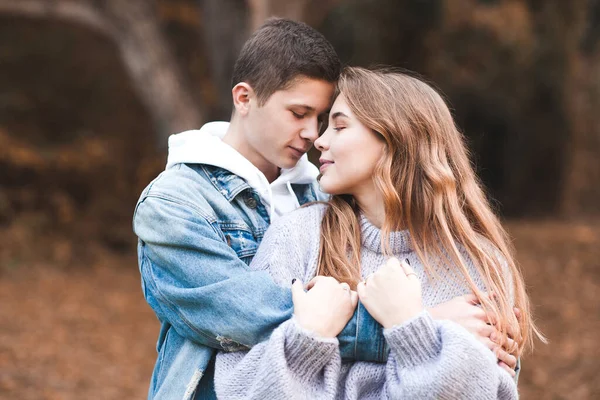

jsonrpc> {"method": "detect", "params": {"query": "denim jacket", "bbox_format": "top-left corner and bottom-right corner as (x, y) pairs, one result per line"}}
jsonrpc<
(133, 163), (387, 400)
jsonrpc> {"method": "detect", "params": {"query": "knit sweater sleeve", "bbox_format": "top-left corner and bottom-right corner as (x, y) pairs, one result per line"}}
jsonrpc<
(215, 205), (342, 399)
(215, 318), (341, 399)
(382, 310), (518, 399)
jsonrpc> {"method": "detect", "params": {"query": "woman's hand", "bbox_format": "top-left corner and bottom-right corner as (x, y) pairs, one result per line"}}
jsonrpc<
(291, 276), (358, 338)
(428, 294), (520, 376)
(357, 258), (423, 329)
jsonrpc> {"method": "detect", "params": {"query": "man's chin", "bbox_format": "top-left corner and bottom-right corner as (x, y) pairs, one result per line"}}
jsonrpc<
(278, 157), (303, 170)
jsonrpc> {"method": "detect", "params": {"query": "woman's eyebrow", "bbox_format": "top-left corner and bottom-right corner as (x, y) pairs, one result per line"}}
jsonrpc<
(331, 111), (349, 120)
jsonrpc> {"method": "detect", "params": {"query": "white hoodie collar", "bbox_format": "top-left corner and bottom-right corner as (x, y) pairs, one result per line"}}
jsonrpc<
(166, 121), (319, 218)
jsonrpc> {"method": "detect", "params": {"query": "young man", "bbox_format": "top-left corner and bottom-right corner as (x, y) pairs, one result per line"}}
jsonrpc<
(133, 19), (388, 400)
(134, 18), (519, 400)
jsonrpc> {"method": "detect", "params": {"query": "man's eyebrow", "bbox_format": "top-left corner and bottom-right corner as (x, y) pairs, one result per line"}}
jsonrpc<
(331, 111), (349, 119)
(290, 104), (315, 112)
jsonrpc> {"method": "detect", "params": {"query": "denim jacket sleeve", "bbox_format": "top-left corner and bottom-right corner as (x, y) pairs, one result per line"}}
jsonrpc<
(134, 193), (387, 361)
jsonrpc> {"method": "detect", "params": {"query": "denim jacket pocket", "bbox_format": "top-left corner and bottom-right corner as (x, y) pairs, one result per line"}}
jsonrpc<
(220, 225), (259, 265)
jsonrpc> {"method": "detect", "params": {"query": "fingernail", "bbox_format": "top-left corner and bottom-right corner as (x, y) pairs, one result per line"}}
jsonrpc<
(292, 279), (296, 284)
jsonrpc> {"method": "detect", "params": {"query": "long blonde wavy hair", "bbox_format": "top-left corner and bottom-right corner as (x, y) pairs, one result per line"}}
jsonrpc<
(317, 66), (544, 354)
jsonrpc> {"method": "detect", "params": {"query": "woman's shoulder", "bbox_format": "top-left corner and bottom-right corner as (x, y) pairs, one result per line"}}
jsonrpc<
(257, 202), (327, 258)
(251, 203), (327, 282)
(271, 202), (327, 231)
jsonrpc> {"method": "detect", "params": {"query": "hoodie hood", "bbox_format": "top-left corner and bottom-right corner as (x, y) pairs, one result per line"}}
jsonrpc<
(166, 121), (319, 218)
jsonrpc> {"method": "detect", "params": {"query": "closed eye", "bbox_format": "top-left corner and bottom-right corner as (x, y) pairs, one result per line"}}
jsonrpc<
(291, 111), (305, 119)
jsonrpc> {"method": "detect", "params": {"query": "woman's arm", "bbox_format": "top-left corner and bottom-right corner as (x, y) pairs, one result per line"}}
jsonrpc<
(357, 258), (517, 399)
(383, 311), (517, 399)
(428, 295), (520, 376)
(250, 205), (387, 362)
(215, 318), (341, 400)
(215, 276), (358, 399)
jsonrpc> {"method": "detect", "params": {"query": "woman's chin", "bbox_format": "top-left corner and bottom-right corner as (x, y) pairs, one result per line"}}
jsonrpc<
(318, 179), (335, 195)
(319, 182), (343, 196)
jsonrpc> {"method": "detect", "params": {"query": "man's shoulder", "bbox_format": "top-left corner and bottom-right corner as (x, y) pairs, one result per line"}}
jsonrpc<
(135, 164), (256, 226)
(140, 163), (214, 201)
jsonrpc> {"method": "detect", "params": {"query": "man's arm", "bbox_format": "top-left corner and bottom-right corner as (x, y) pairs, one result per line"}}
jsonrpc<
(135, 193), (293, 349)
(134, 194), (386, 361)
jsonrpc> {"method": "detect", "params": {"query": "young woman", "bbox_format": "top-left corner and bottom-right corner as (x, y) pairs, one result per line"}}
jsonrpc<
(214, 67), (543, 399)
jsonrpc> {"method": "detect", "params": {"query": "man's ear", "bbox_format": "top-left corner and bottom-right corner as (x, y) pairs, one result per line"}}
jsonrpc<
(232, 82), (254, 116)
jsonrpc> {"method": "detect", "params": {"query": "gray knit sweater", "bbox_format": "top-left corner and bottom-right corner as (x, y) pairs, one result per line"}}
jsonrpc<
(214, 204), (518, 399)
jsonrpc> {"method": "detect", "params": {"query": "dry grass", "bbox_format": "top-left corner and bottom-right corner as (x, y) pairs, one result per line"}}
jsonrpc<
(0, 219), (598, 399)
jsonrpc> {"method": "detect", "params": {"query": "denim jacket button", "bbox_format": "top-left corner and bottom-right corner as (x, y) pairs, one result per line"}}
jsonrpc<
(244, 196), (258, 209)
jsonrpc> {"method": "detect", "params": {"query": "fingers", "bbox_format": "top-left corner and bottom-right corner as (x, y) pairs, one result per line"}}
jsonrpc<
(340, 282), (358, 308)
(483, 312), (499, 327)
(486, 336), (518, 375)
(507, 307), (523, 343)
(349, 290), (359, 308)
(479, 336), (496, 351)
(386, 257), (402, 269)
(491, 331), (518, 354)
(356, 280), (367, 299)
(478, 323), (495, 338)
(463, 293), (480, 305)
(498, 361), (516, 378)
(291, 279), (304, 304)
(306, 276), (324, 290)
(514, 307), (522, 321)
(399, 259), (418, 279)
(362, 273), (373, 285)
(495, 347), (518, 370)
(306, 275), (338, 290)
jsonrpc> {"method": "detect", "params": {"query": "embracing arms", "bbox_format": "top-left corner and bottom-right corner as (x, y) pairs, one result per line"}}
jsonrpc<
(360, 258), (518, 399)
(214, 259), (518, 399)
(133, 194), (385, 359)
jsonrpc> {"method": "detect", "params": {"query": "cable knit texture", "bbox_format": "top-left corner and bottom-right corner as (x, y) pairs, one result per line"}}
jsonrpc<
(215, 204), (518, 399)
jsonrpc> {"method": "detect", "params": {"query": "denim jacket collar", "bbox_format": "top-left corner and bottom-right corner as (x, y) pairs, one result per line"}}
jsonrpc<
(202, 165), (252, 202)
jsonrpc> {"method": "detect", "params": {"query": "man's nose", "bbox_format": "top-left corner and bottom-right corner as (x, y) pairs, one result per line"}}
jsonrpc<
(300, 119), (320, 142)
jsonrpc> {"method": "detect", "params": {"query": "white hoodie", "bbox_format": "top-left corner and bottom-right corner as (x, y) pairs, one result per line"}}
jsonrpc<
(166, 121), (321, 219)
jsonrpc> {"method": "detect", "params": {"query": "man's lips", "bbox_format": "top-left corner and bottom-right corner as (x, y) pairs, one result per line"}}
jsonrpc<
(289, 146), (307, 157)
(319, 159), (333, 173)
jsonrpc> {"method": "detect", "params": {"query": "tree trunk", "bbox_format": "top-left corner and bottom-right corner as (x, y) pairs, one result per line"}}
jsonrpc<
(199, 0), (249, 119)
(247, 0), (343, 30)
(0, 0), (204, 146)
(561, 0), (600, 217)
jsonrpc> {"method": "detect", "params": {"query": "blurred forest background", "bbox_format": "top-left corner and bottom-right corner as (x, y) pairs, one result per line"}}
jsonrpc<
(0, 0), (599, 399)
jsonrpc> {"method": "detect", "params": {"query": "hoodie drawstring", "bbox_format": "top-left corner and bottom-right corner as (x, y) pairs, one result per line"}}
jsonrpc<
(267, 184), (275, 218)
(286, 181), (301, 209)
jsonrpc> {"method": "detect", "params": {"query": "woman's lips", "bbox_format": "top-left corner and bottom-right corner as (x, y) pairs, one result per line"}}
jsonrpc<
(319, 160), (333, 173)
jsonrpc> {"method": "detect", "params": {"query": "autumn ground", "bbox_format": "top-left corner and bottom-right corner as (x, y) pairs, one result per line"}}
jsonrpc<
(0, 218), (598, 400)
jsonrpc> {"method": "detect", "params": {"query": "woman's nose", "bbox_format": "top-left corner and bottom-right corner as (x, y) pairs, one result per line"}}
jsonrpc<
(314, 129), (329, 151)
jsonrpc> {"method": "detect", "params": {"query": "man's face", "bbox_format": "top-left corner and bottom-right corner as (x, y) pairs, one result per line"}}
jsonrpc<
(245, 77), (335, 170)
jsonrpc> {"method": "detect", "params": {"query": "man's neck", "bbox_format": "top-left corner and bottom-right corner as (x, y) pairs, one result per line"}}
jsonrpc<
(222, 121), (280, 183)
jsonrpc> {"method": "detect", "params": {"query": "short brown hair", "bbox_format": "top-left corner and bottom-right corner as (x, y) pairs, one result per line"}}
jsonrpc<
(232, 18), (341, 105)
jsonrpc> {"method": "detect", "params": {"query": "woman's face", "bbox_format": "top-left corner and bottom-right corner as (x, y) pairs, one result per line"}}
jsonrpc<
(314, 94), (385, 196)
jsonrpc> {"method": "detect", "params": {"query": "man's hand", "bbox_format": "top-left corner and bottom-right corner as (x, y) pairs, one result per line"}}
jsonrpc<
(428, 294), (519, 377)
